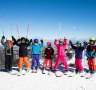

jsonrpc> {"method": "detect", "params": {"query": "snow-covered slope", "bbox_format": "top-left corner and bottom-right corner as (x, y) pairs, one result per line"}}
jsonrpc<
(0, 67), (96, 90)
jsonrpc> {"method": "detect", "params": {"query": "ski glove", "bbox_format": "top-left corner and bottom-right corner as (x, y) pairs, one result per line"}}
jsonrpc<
(83, 40), (88, 45)
(17, 39), (21, 44)
(25, 38), (29, 43)
(30, 39), (33, 43)
(69, 40), (72, 44)
(12, 36), (15, 40)
(92, 53), (96, 58)
(64, 37), (67, 40)
(41, 39), (43, 43)
(2, 36), (5, 39)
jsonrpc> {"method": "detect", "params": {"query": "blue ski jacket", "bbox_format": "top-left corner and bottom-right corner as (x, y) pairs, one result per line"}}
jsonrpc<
(31, 43), (43, 54)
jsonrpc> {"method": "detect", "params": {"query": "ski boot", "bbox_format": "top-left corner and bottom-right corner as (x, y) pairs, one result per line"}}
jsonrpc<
(26, 67), (31, 73)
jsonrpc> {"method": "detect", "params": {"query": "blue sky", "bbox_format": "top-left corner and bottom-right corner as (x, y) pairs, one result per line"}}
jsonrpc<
(0, 0), (96, 40)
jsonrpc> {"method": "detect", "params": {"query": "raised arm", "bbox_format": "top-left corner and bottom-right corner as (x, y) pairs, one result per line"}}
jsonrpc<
(40, 39), (44, 48)
(51, 48), (54, 55)
(16, 39), (21, 46)
(1, 36), (6, 45)
(83, 40), (88, 49)
(64, 38), (67, 46)
(54, 39), (58, 48)
(12, 36), (21, 46)
(25, 38), (30, 46)
(69, 40), (76, 50)
(12, 36), (17, 45)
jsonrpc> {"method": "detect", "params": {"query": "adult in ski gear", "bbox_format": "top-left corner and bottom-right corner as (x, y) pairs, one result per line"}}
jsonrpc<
(42, 42), (54, 74)
(12, 36), (31, 72)
(1, 36), (15, 72)
(86, 37), (96, 74)
(54, 38), (69, 72)
(30, 39), (44, 73)
(69, 40), (87, 74)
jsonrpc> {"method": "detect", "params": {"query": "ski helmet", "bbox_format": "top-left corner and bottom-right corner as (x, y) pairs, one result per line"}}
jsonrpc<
(21, 37), (26, 43)
(21, 37), (25, 41)
(59, 39), (64, 45)
(6, 37), (12, 41)
(47, 42), (51, 46)
(89, 37), (95, 45)
(76, 41), (81, 45)
(89, 37), (95, 41)
(34, 38), (39, 43)
(59, 39), (64, 42)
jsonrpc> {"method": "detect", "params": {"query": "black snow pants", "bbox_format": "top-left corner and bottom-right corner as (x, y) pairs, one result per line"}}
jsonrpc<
(5, 55), (13, 71)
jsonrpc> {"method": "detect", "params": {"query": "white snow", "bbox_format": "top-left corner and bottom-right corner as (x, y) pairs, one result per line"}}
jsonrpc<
(0, 67), (96, 90)
(0, 56), (96, 90)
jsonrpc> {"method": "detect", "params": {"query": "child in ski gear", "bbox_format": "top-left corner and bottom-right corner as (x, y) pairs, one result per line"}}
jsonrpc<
(54, 38), (69, 72)
(42, 42), (54, 74)
(31, 38), (43, 73)
(86, 38), (96, 75)
(1, 36), (15, 72)
(69, 40), (87, 75)
(12, 36), (31, 72)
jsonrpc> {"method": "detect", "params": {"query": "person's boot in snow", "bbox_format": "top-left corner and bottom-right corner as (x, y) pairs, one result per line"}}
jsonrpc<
(32, 69), (35, 73)
(75, 69), (79, 74)
(4, 69), (9, 72)
(17, 68), (23, 76)
(79, 71), (85, 77)
(48, 68), (51, 75)
(32, 68), (37, 73)
(89, 70), (96, 77)
(19, 68), (22, 72)
(35, 68), (39, 73)
(42, 67), (46, 74)
(64, 70), (70, 75)
(42, 70), (46, 74)
(26, 67), (31, 73)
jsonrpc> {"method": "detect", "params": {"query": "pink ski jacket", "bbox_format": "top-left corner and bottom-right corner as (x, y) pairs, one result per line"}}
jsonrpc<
(54, 39), (67, 56)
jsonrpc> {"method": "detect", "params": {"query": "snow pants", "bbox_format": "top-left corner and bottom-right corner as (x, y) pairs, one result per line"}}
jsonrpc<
(75, 59), (83, 72)
(32, 54), (40, 70)
(43, 59), (52, 68)
(18, 57), (30, 69)
(5, 55), (13, 71)
(88, 58), (96, 71)
(54, 55), (69, 70)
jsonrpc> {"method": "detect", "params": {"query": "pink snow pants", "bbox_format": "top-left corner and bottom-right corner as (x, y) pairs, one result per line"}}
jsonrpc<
(75, 59), (83, 72)
(54, 56), (69, 70)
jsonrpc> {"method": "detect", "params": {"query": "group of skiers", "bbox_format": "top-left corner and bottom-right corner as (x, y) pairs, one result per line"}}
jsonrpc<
(1, 36), (96, 77)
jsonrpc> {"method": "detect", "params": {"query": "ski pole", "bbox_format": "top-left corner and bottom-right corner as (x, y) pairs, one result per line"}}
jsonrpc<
(11, 24), (12, 36)
(58, 22), (61, 39)
(10, 17), (14, 36)
(1, 25), (4, 36)
(0, 16), (4, 36)
(16, 25), (20, 38)
(26, 24), (29, 38)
